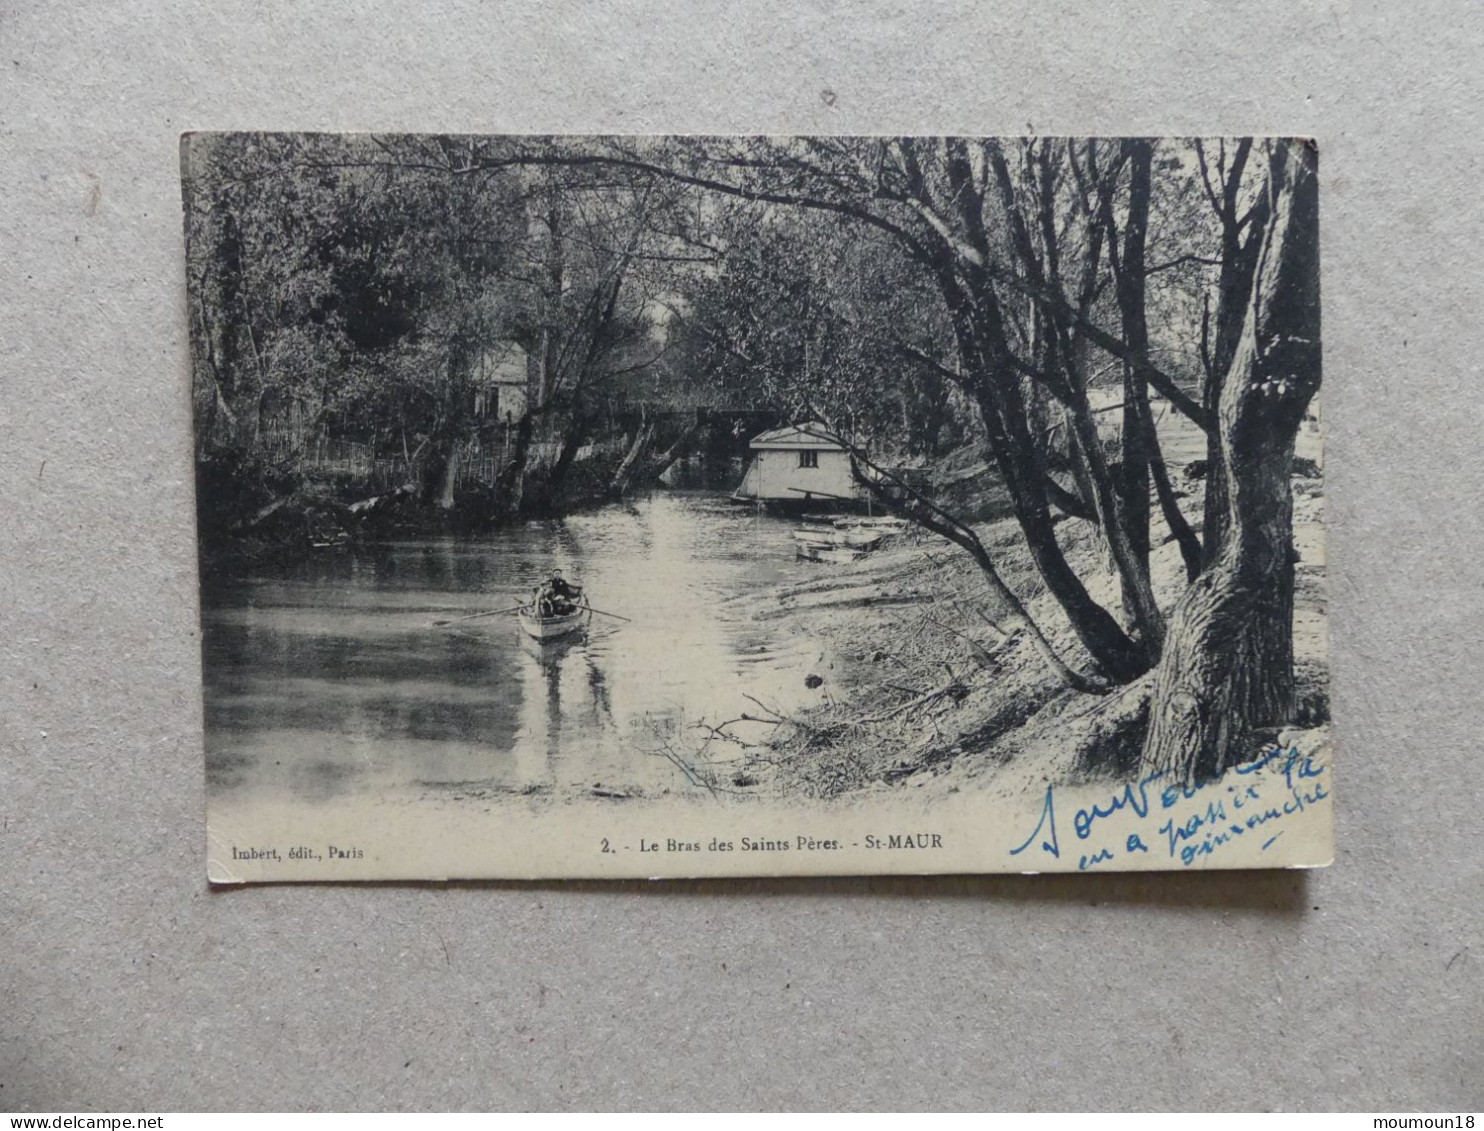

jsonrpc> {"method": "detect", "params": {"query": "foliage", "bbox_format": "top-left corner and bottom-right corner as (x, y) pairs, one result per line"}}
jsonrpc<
(183, 133), (1322, 783)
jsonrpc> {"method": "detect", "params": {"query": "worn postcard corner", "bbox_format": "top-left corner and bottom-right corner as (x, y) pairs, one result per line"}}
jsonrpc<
(183, 133), (1329, 882)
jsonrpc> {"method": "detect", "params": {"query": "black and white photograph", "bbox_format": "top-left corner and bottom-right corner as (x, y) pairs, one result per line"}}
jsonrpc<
(183, 133), (1329, 880)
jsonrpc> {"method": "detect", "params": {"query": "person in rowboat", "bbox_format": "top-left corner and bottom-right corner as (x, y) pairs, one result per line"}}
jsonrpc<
(534, 569), (584, 617)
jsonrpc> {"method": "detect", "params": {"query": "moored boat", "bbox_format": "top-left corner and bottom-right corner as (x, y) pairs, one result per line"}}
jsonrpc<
(791, 526), (882, 550)
(834, 529), (883, 549)
(832, 515), (910, 534)
(796, 542), (870, 564)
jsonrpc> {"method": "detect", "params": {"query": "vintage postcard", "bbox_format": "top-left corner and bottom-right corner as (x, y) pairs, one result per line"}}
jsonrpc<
(183, 133), (1330, 881)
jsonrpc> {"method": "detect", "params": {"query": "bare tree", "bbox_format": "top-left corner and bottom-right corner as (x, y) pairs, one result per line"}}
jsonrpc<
(1141, 139), (1320, 783)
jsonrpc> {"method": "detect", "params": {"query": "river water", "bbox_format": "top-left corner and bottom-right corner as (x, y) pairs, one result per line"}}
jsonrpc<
(200, 492), (827, 809)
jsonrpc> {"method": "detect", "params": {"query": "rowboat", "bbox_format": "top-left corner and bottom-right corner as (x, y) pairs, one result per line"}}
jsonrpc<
(833, 516), (910, 535)
(796, 542), (870, 564)
(516, 602), (590, 641)
(791, 526), (882, 550)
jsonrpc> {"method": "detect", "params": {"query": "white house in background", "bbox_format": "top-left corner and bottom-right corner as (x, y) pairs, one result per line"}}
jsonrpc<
(732, 422), (866, 504)
(473, 342), (530, 423)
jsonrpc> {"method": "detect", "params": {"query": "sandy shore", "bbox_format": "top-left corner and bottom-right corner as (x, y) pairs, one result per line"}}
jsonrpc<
(720, 430), (1329, 806)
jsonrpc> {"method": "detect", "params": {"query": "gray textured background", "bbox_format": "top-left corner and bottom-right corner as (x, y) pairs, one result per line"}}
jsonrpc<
(2, 0), (1480, 1112)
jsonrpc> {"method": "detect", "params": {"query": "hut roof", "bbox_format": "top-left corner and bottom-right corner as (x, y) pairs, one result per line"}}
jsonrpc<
(748, 422), (846, 450)
(481, 343), (530, 386)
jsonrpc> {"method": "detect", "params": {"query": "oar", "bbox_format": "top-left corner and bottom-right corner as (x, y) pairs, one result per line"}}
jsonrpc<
(583, 605), (632, 623)
(432, 604), (526, 627)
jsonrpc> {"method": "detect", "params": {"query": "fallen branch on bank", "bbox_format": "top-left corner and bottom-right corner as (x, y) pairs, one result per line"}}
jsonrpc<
(856, 678), (968, 725)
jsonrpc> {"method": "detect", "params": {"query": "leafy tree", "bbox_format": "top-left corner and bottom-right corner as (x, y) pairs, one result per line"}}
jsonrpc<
(454, 134), (1321, 781)
(184, 133), (1323, 785)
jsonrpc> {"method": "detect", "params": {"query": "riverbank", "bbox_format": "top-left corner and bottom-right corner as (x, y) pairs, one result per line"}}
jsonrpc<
(194, 446), (658, 577)
(720, 449), (1329, 803)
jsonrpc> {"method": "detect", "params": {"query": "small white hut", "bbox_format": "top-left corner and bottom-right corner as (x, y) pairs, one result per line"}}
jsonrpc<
(732, 422), (864, 504)
(473, 343), (530, 423)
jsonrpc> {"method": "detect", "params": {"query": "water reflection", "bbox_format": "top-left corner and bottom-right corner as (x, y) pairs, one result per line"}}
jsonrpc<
(201, 492), (822, 808)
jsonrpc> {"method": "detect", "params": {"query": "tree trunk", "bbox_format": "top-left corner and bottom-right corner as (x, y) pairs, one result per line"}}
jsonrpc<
(495, 412), (535, 520)
(1063, 402), (1102, 527)
(535, 193), (565, 410)
(978, 382), (1151, 685)
(194, 294), (238, 448)
(1144, 407), (1203, 581)
(1142, 140), (1320, 784)
(1115, 141), (1154, 626)
(435, 437), (460, 510)
(1202, 141), (1271, 567)
(608, 411), (654, 498)
(540, 412), (593, 509)
(1118, 371), (1155, 618)
(933, 259), (1150, 685)
(982, 145), (1165, 661)
(1200, 330), (1231, 569)
(1045, 327), (1165, 659)
(211, 212), (244, 407)
(646, 414), (704, 484)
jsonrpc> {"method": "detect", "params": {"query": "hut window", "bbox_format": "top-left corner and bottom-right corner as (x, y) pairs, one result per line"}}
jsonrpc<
(798, 450), (819, 469)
